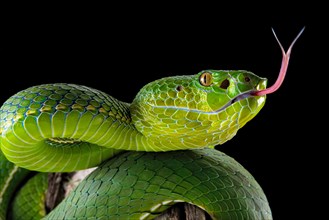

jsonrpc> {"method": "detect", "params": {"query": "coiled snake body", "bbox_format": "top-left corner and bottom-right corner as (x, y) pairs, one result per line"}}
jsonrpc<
(0, 29), (303, 219)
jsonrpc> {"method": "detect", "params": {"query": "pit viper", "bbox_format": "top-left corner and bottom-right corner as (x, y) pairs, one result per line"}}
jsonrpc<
(0, 28), (304, 220)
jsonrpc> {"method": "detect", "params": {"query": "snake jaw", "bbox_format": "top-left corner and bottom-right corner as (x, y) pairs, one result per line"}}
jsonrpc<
(231, 92), (253, 104)
(148, 89), (263, 114)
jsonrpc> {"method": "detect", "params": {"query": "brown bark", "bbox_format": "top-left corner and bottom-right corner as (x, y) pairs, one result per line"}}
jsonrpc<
(46, 173), (68, 212)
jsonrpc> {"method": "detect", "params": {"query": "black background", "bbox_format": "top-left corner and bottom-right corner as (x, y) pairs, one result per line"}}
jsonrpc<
(1, 6), (321, 220)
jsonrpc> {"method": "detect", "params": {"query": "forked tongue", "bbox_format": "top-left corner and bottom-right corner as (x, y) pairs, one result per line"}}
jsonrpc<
(253, 27), (305, 96)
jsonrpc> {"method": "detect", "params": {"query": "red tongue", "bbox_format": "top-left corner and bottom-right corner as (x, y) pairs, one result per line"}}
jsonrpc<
(252, 27), (305, 96)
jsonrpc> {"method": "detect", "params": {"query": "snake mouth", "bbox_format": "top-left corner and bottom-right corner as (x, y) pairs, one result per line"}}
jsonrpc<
(217, 91), (254, 111)
(210, 90), (261, 113)
(150, 91), (257, 115)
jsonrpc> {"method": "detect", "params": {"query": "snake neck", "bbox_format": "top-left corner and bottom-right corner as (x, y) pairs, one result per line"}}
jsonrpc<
(129, 74), (267, 151)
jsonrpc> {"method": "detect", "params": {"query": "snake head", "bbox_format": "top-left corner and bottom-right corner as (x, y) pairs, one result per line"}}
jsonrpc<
(131, 71), (267, 149)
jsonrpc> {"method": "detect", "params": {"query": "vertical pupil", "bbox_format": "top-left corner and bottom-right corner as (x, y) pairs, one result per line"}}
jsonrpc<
(204, 75), (208, 83)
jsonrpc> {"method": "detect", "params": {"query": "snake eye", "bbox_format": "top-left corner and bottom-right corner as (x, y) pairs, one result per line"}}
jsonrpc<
(220, 79), (230, 89)
(199, 72), (213, 87)
(244, 76), (251, 82)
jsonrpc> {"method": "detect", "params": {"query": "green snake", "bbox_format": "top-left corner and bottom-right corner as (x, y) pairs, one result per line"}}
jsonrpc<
(0, 28), (303, 220)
